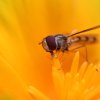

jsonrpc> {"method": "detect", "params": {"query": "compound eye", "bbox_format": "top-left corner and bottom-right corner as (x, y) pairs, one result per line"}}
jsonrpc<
(42, 39), (50, 52)
(45, 36), (56, 51)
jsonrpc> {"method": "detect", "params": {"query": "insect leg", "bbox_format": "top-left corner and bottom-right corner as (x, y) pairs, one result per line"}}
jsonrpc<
(68, 45), (91, 63)
(84, 46), (89, 63)
(50, 51), (54, 57)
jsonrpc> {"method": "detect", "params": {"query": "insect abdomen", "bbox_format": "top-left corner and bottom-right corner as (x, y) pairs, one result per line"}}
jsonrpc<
(71, 36), (97, 43)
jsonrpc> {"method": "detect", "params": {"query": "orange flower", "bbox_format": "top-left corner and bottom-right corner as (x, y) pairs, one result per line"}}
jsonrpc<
(0, 0), (100, 100)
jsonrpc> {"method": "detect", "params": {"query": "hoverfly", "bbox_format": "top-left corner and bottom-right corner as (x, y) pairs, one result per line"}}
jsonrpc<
(39, 25), (100, 56)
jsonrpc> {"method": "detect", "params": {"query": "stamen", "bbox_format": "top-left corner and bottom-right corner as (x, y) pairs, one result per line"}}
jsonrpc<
(52, 56), (65, 100)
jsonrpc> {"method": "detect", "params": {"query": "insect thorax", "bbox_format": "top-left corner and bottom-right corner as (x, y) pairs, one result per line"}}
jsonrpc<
(54, 34), (69, 51)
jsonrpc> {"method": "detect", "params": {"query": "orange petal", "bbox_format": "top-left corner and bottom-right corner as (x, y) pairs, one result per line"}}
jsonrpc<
(28, 86), (50, 100)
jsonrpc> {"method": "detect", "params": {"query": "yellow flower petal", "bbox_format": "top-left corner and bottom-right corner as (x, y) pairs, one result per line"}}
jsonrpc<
(70, 51), (79, 76)
(28, 86), (50, 100)
(78, 62), (88, 79)
(0, 56), (32, 100)
(52, 52), (100, 100)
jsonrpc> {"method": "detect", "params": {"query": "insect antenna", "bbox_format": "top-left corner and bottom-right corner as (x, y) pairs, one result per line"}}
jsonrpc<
(68, 25), (100, 37)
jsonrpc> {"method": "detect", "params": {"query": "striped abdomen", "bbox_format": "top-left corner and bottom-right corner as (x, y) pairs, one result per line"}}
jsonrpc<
(70, 35), (97, 44)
